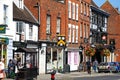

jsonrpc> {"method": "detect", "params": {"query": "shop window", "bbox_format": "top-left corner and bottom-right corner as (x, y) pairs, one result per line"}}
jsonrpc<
(46, 48), (51, 63)
(52, 51), (57, 61)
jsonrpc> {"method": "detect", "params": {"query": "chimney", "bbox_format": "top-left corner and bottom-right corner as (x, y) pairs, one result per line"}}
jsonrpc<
(115, 8), (119, 11)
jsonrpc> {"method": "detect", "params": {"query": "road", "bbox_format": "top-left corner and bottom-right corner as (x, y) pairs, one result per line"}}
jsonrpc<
(69, 73), (120, 80)
(5, 72), (120, 80)
(73, 74), (120, 80)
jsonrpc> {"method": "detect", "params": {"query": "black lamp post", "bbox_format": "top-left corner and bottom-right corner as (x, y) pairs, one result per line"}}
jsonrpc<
(78, 44), (84, 72)
(34, 2), (40, 74)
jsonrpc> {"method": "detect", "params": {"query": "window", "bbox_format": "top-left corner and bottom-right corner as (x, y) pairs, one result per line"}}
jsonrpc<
(76, 25), (78, 43)
(80, 23), (83, 38)
(72, 25), (75, 43)
(83, 24), (86, 38)
(46, 47), (51, 63)
(86, 25), (89, 38)
(29, 24), (33, 39)
(68, 24), (72, 42)
(81, 2), (83, 13)
(16, 22), (24, 33)
(68, 1), (71, 18)
(56, 18), (61, 34)
(72, 2), (75, 19)
(46, 15), (51, 34)
(84, 3), (86, 15)
(87, 5), (89, 16)
(104, 17), (107, 32)
(56, 0), (65, 3)
(76, 4), (78, 20)
(3, 5), (8, 24)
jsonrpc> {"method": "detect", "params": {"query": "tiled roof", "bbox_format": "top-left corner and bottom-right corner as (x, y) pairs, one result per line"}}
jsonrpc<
(13, 2), (39, 25)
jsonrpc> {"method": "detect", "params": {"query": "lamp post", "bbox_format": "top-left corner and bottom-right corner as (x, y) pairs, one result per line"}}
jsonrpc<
(34, 2), (40, 74)
(78, 44), (84, 72)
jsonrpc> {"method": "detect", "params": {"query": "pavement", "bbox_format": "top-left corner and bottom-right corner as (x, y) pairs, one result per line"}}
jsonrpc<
(4, 71), (115, 80)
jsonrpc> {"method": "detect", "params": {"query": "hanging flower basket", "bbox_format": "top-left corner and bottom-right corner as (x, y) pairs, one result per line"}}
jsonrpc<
(85, 47), (96, 56)
(101, 48), (110, 56)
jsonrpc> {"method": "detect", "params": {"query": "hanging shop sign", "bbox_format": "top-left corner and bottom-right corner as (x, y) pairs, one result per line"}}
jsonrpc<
(57, 35), (66, 47)
(0, 25), (7, 33)
(0, 37), (9, 44)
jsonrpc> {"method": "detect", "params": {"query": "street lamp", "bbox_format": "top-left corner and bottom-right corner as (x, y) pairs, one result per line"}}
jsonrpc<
(78, 43), (84, 71)
(34, 2), (40, 74)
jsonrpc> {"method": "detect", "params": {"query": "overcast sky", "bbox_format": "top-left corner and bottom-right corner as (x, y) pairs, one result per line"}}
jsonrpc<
(93, 0), (120, 11)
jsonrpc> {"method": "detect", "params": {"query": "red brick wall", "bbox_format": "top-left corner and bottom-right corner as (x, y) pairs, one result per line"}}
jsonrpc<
(101, 1), (120, 62)
(25, 0), (91, 48)
(25, 0), (66, 40)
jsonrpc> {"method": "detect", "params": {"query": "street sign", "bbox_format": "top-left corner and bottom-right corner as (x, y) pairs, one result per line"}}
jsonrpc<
(0, 24), (7, 33)
(0, 37), (9, 44)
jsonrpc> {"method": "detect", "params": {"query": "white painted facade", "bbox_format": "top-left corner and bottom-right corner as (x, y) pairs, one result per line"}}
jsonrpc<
(0, 0), (38, 69)
(0, 0), (14, 66)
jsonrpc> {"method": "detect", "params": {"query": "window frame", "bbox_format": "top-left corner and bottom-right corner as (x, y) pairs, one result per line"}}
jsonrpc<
(46, 15), (51, 34)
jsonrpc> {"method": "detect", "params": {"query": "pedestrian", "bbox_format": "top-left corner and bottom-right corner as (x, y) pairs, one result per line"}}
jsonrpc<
(93, 59), (98, 72)
(0, 58), (5, 80)
(8, 59), (15, 79)
(86, 60), (91, 74)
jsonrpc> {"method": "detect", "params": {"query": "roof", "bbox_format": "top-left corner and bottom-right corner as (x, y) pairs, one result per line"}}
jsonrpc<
(15, 48), (37, 53)
(13, 2), (39, 25)
(91, 0), (99, 8)
(91, 6), (110, 17)
(101, 0), (120, 15)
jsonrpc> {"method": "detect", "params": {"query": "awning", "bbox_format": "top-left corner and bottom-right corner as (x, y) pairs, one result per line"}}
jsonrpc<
(15, 48), (37, 53)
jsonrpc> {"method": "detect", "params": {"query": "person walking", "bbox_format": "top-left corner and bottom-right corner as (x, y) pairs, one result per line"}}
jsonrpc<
(93, 59), (98, 72)
(86, 60), (91, 74)
(8, 59), (15, 79)
(0, 58), (5, 80)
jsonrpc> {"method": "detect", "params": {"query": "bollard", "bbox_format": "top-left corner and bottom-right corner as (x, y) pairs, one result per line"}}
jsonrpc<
(51, 70), (56, 80)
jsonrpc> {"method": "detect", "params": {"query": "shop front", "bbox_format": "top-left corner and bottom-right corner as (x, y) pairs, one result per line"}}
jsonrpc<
(46, 46), (63, 73)
(14, 47), (38, 79)
(67, 48), (80, 71)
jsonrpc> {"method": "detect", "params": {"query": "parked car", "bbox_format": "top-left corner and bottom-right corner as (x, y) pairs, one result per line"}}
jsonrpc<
(97, 62), (120, 73)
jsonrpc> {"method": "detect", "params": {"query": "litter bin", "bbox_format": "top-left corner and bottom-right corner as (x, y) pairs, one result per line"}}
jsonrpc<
(17, 68), (27, 80)
(63, 64), (70, 73)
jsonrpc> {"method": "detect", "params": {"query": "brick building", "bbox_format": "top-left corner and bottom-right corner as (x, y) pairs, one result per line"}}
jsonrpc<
(25, 0), (67, 73)
(101, 1), (120, 62)
(24, 0), (92, 73)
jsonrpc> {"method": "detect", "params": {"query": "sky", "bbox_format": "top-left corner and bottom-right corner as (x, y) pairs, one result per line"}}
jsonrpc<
(93, 0), (120, 11)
